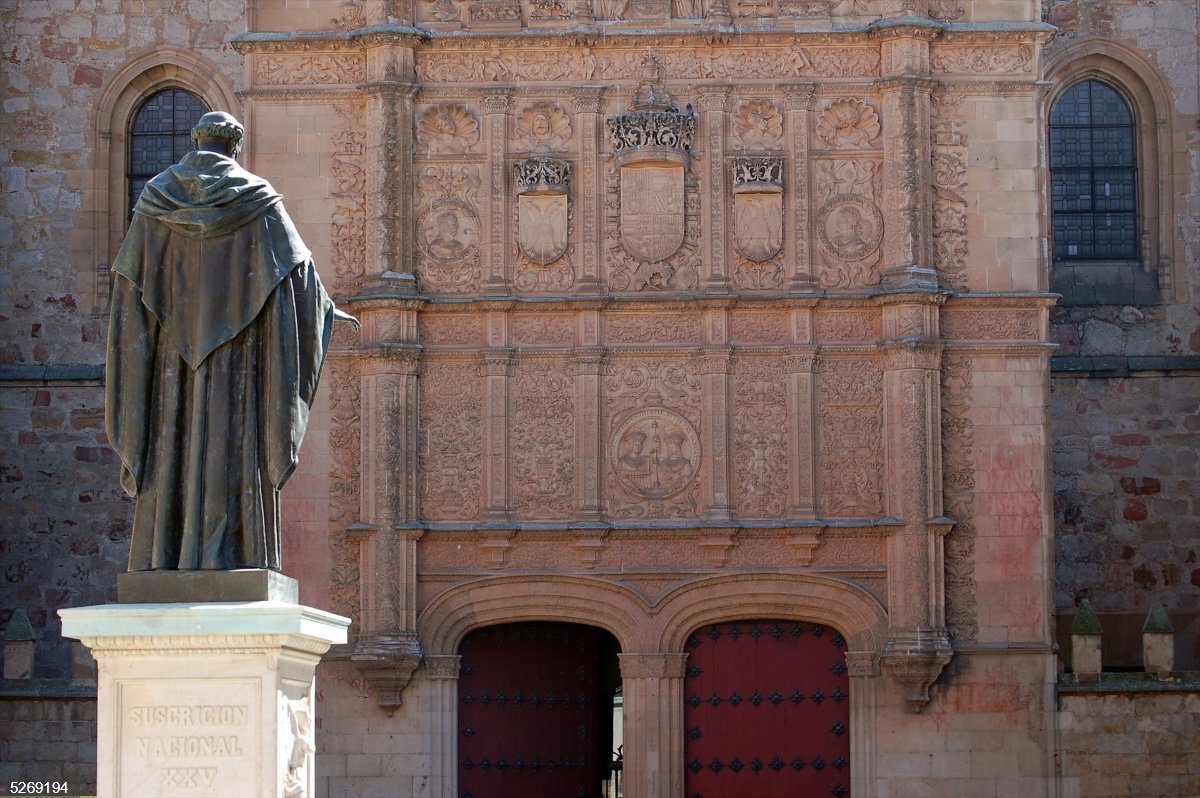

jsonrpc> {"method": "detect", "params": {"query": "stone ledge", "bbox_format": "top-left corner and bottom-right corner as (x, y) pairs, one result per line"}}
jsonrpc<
(0, 679), (97, 699)
(0, 364), (104, 384)
(1051, 355), (1200, 376)
(1058, 673), (1200, 695)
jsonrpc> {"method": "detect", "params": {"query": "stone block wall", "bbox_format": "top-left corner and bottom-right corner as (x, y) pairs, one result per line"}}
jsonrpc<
(0, 691), (97, 795)
(1057, 685), (1200, 798)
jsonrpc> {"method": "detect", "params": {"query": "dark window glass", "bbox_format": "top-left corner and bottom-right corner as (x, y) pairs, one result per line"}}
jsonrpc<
(127, 88), (209, 217)
(1050, 80), (1138, 261)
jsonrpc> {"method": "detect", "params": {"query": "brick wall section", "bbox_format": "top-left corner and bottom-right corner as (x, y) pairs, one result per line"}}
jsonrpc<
(1052, 373), (1200, 669)
(0, 692), (97, 795)
(1057, 686), (1200, 798)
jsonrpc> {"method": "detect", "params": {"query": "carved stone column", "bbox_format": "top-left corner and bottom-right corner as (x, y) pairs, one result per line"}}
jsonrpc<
(878, 294), (952, 711)
(574, 341), (605, 520)
(782, 84), (816, 291)
(699, 348), (733, 520)
(846, 651), (880, 796)
(619, 653), (687, 798)
(348, 276), (426, 713)
(481, 90), (512, 294)
(572, 87), (605, 295)
(425, 655), (461, 798)
(697, 89), (731, 294)
(784, 349), (818, 518)
(482, 341), (515, 522)
(878, 57), (937, 289)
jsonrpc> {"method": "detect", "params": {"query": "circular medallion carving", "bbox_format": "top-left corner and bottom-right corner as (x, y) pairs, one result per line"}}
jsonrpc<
(610, 408), (701, 500)
(817, 195), (883, 262)
(417, 201), (479, 263)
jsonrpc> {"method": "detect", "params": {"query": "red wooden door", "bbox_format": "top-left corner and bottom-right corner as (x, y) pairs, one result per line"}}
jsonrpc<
(684, 620), (851, 798)
(458, 622), (602, 798)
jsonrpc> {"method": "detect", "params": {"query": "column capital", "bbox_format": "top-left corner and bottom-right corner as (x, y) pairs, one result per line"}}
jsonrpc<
(618, 652), (688, 679)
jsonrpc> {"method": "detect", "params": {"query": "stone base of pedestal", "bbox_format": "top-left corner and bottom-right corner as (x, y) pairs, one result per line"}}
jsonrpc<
(117, 569), (299, 603)
(60, 602), (349, 798)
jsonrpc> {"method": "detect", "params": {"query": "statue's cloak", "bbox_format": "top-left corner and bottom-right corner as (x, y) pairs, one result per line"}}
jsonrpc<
(107, 151), (334, 570)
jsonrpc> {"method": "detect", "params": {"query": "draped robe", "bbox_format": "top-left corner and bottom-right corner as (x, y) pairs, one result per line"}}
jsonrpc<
(107, 150), (334, 571)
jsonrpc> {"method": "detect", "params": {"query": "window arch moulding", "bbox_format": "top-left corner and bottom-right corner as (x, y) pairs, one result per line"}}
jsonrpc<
(89, 48), (241, 313)
(1042, 38), (1180, 306)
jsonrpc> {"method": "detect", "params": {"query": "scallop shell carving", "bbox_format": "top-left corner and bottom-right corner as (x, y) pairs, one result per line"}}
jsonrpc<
(416, 104), (481, 154)
(816, 99), (881, 149)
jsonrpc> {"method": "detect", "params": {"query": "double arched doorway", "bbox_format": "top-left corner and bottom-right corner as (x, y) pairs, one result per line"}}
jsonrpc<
(456, 619), (851, 798)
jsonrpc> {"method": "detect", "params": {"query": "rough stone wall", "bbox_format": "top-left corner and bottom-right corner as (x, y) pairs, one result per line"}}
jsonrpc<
(1057, 687), (1200, 798)
(0, 693), (97, 795)
(0, 0), (247, 678)
(1041, 0), (1200, 671)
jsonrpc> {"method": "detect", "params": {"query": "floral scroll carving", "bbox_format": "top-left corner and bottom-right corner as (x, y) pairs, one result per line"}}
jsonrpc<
(415, 105), (480, 154)
(255, 54), (366, 85)
(731, 100), (784, 151)
(815, 98), (881, 149)
(330, 103), (367, 294)
(818, 358), (883, 516)
(941, 353), (978, 646)
(513, 361), (575, 520)
(931, 115), (969, 290)
(733, 360), (788, 518)
(930, 46), (1034, 75)
(327, 358), (361, 623)
(514, 103), (573, 152)
(419, 361), (482, 521)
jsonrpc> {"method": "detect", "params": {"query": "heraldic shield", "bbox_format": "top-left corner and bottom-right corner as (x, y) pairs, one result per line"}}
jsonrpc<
(518, 193), (569, 265)
(619, 163), (685, 263)
(732, 192), (783, 262)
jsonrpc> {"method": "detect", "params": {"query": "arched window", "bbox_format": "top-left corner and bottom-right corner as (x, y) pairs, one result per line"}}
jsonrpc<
(127, 88), (209, 217)
(1049, 79), (1138, 263)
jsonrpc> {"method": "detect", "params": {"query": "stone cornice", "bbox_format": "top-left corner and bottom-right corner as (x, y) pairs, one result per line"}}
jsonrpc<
(231, 25), (430, 54)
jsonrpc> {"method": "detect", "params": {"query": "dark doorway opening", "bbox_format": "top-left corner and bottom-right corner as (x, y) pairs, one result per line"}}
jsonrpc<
(458, 621), (622, 798)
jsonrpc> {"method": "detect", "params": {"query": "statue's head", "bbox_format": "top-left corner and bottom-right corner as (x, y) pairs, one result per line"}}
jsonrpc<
(191, 111), (245, 158)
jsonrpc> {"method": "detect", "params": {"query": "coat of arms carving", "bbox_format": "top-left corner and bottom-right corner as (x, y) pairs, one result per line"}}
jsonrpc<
(731, 156), (784, 263)
(619, 164), (685, 263)
(514, 157), (572, 266)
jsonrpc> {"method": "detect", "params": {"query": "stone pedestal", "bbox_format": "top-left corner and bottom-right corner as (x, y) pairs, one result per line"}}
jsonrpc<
(60, 602), (349, 798)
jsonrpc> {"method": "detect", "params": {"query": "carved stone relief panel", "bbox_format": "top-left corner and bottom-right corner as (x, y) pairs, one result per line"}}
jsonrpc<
(814, 310), (880, 342)
(731, 100), (784, 151)
(930, 45), (1035, 76)
(931, 93), (969, 290)
(731, 156), (785, 290)
(818, 357), (883, 516)
(732, 0), (777, 19)
(732, 358), (789, 518)
(510, 313), (575, 346)
(606, 312), (703, 345)
(419, 359), (483, 520)
(513, 157), (574, 291)
(941, 352), (978, 646)
(941, 310), (1039, 342)
(420, 313), (485, 347)
(604, 359), (703, 518)
(327, 357), (361, 623)
(255, 53), (366, 85)
(419, 0), (465, 24)
(814, 98), (881, 150)
(415, 104), (481, 154)
(512, 359), (576, 519)
(813, 158), (884, 289)
(330, 102), (368, 295)
(730, 311), (789, 345)
(514, 102), (573, 152)
(415, 164), (482, 294)
(606, 169), (701, 292)
(526, 0), (573, 22)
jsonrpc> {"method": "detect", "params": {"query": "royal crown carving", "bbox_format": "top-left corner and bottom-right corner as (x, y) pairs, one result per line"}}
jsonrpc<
(514, 157), (573, 195)
(731, 157), (784, 194)
(606, 110), (697, 164)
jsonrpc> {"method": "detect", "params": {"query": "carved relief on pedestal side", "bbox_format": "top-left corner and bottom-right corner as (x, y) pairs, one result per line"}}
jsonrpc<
(931, 108), (969, 290)
(327, 358), (361, 622)
(818, 357), (883, 516)
(415, 105), (481, 154)
(330, 103), (368, 294)
(419, 360), (483, 520)
(815, 310), (880, 342)
(513, 360), (576, 519)
(280, 695), (314, 798)
(732, 359), (788, 517)
(731, 100), (784, 151)
(604, 359), (703, 518)
(513, 157), (574, 291)
(814, 159), (883, 288)
(416, 165), (482, 294)
(815, 98), (881, 150)
(255, 54), (366, 85)
(514, 103), (573, 152)
(941, 353), (978, 646)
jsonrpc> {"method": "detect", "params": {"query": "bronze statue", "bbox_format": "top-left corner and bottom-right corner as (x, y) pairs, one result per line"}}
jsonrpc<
(106, 112), (349, 571)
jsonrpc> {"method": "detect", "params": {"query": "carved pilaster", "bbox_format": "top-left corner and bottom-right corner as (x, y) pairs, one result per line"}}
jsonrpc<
(482, 346), (515, 520)
(619, 653), (688, 798)
(879, 77), (936, 289)
(482, 90), (512, 294)
(572, 87), (605, 294)
(699, 348), (733, 519)
(784, 350), (817, 517)
(697, 90), (730, 294)
(782, 85), (816, 291)
(364, 82), (418, 277)
(574, 344), (605, 519)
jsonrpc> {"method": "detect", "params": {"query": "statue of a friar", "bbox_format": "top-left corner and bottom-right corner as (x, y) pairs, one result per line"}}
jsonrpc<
(106, 112), (349, 572)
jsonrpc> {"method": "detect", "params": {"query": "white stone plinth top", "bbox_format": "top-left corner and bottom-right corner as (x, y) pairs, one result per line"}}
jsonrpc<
(60, 601), (350, 647)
